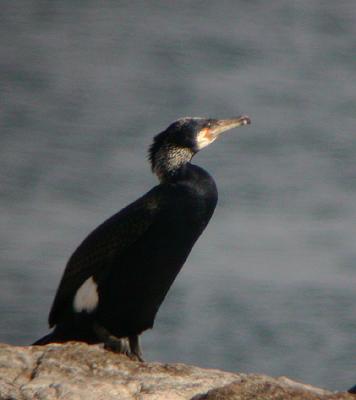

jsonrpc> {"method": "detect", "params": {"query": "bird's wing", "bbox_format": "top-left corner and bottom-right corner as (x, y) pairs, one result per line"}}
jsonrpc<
(48, 186), (165, 327)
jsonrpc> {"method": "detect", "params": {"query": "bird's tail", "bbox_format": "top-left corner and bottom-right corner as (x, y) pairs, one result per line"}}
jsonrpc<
(32, 321), (99, 346)
(32, 325), (71, 345)
(32, 331), (59, 346)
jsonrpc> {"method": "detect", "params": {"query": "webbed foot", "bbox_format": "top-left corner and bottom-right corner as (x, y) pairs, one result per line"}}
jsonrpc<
(93, 323), (144, 361)
(104, 336), (130, 355)
(129, 335), (144, 362)
(93, 323), (129, 355)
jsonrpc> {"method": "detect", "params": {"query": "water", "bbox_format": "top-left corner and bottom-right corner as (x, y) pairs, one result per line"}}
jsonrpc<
(1, 1), (355, 391)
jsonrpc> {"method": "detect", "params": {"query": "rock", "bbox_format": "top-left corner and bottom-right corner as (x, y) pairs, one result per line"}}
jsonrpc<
(192, 377), (354, 400)
(0, 342), (353, 400)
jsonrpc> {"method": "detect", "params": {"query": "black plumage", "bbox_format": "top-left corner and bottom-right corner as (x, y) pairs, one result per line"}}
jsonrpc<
(34, 116), (250, 360)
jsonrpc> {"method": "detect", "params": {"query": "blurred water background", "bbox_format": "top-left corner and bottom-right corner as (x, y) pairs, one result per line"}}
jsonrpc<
(0, 1), (355, 391)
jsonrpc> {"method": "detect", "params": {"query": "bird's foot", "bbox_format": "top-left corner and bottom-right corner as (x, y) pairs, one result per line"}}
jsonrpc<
(104, 336), (130, 356)
(94, 322), (130, 356)
(105, 336), (144, 361)
(93, 323), (144, 361)
(128, 335), (144, 362)
(128, 349), (144, 362)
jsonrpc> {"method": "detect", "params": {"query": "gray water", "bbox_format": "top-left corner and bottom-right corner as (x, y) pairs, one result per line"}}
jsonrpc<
(1, 1), (355, 391)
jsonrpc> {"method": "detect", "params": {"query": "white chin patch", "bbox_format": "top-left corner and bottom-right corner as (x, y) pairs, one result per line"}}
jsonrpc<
(73, 276), (99, 313)
(196, 128), (216, 150)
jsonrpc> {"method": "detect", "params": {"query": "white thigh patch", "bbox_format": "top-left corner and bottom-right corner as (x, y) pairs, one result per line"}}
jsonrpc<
(73, 276), (99, 313)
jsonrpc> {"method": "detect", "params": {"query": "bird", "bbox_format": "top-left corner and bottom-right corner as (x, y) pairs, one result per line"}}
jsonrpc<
(349, 384), (356, 394)
(33, 115), (251, 360)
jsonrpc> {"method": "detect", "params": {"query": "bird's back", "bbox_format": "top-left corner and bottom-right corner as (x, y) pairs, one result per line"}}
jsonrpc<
(98, 165), (218, 336)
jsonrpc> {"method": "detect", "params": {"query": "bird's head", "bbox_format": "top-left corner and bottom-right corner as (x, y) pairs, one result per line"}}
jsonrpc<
(149, 116), (251, 181)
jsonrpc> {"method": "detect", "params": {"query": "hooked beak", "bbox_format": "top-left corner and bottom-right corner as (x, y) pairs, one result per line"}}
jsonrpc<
(209, 115), (251, 137)
(196, 115), (251, 150)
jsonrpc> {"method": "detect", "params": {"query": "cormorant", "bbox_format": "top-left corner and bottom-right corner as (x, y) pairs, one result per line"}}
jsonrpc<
(348, 384), (356, 394)
(34, 116), (251, 360)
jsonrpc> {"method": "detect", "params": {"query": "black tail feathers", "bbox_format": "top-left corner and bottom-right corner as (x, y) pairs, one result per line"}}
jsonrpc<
(32, 321), (100, 346)
(32, 329), (64, 346)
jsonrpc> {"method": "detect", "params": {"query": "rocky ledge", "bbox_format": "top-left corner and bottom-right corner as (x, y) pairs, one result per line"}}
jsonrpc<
(0, 342), (353, 400)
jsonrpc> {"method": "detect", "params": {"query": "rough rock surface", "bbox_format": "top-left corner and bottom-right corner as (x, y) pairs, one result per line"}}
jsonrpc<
(0, 342), (353, 400)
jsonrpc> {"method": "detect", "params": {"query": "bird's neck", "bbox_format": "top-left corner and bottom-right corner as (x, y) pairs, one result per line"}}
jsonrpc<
(152, 145), (194, 182)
